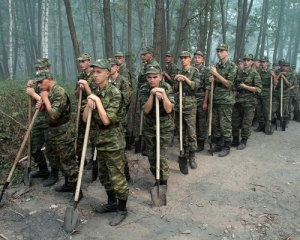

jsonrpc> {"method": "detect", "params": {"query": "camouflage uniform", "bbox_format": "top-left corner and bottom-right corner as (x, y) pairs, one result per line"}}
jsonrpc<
(232, 68), (262, 141)
(118, 65), (132, 84)
(92, 82), (129, 201)
(288, 70), (299, 119)
(139, 81), (174, 181)
(164, 62), (179, 88)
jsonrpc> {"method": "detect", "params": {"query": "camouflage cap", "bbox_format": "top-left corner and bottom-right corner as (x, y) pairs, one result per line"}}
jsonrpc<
(281, 61), (290, 67)
(194, 50), (204, 57)
(260, 56), (269, 62)
(90, 59), (111, 71)
(243, 53), (253, 60)
(77, 53), (91, 61)
(291, 64), (296, 69)
(216, 43), (228, 51)
(272, 62), (278, 66)
(114, 51), (124, 57)
(179, 51), (191, 57)
(145, 65), (162, 75)
(278, 59), (285, 65)
(34, 58), (51, 68)
(237, 58), (243, 63)
(108, 57), (120, 66)
(34, 70), (53, 82)
(165, 51), (173, 57)
(141, 46), (154, 55)
(253, 57), (260, 61)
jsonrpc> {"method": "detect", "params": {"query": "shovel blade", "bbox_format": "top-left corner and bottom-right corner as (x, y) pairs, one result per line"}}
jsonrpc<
(150, 185), (167, 207)
(134, 136), (142, 153)
(265, 123), (275, 135)
(91, 160), (98, 182)
(24, 167), (31, 187)
(208, 136), (213, 156)
(178, 155), (188, 175)
(276, 119), (281, 131)
(282, 118), (286, 131)
(64, 206), (79, 233)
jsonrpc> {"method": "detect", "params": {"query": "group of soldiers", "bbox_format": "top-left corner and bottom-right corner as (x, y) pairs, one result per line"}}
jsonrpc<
(25, 43), (299, 226)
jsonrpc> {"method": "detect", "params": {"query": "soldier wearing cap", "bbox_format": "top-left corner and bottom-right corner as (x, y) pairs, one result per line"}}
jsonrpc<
(114, 51), (132, 84)
(76, 53), (96, 168)
(210, 44), (237, 157)
(288, 64), (299, 121)
(193, 50), (210, 152)
(26, 58), (58, 187)
(139, 65), (174, 185)
(27, 70), (81, 200)
(174, 51), (200, 169)
(252, 57), (261, 71)
(162, 51), (179, 87)
(273, 61), (294, 125)
(232, 54), (262, 150)
(108, 57), (132, 181)
(83, 59), (129, 226)
(254, 56), (277, 132)
(237, 59), (244, 71)
(138, 46), (160, 89)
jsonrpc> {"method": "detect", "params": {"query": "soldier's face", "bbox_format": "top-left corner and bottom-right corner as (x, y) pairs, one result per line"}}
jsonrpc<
(110, 64), (119, 75)
(282, 66), (289, 72)
(38, 78), (50, 91)
(243, 59), (252, 69)
(216, 49), (228, 60)
(261, 61), (268, 69)
(165, 56), (173, 64)
(116, 56), (125, 65)
(146, 73), (162, 88)
(141, 53), (153, 63)
(237, 62), (244, 70)
(194, 55), (204, 66)
(180, 56), (191, 67)
(79, 60), (91, 70)
(254, 60), (261, 68)
(93, 67), (109, 86)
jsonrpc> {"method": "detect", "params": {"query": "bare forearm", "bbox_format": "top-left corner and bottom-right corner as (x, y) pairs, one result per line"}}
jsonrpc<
(144, 94), (154, 114)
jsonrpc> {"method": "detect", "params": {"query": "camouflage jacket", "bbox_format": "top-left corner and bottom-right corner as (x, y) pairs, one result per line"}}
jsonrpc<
(195, 64), (211, 102)
(275, 70), (294, 97)
(139, 82), (174, 132)
(91, 82), (125, 151)
(289, 70), (298, 96)
(164, 62), (179, 87)
(233, 68), (262, 105)
(138, 58), (160, 89)
(32, 83), (47, 128)
(118, 65), (132, 84)
(257, 68), (273, 97)
(47, 84), (71, 126)
(213, 60), (237, 105)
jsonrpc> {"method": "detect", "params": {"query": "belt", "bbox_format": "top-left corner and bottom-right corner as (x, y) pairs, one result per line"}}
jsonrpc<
(238, 89), (252, 94)
(214, 82), (226, 88)
(182, 92), (195, 97)
(262, 84), (270, 88)
(49, 118), (69, 127)
(197, 88), (205, 92)
(275, 86), (287, 91)
(95, 122), (120, 130)
(149, 111), (169, 118)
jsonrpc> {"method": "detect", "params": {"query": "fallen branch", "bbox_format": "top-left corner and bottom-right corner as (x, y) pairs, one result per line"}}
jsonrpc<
(12, 187), (31, 199)
(10, 209), (25, 218)
(117, 215), (151, 228)
(160, 192), (194, 219)
(0, 108), (27, 130)
(250, 183), (265, 188)
(0, 234), (8, 240)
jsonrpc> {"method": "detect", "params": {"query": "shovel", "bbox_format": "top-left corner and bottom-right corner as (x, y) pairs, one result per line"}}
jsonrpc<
(276, 79), (285, 131)
(0, 108), (39, 203)
(74, 89), (82, 153)
(64, 108), (92, 233)
(135, 110), (144, 153)
(150, 96), (167, 206)
(208, 81), (214, 156)
(265, 76), (275, 135)
(91, 147), (98, 182)
(178, 81), (188, 175)
(24, 96), (32, 186)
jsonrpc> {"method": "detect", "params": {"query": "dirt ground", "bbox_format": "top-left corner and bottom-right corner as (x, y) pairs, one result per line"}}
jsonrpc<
(1, 121), (300, 240)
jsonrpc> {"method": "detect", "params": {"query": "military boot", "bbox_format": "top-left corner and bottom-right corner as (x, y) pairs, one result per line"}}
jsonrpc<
(69, 188), (83, 206)
(189, 151), (197, 169)
(124, 162), (131, 182)
(210, 138), (223, 153)
(183, 147), (189, 158)
(196, 140), (204, 152)
(237, 138), (247, 150)
(218, 141), (231, 157)
(254, 122), (264, 132)
(31, 163), (50, 178)
(95, 191), (117, 213)
(55, 176), (76, 192)
(110, 199), (128, 226)
(231, 136), (239, 147)
(43, 168), (59, 187)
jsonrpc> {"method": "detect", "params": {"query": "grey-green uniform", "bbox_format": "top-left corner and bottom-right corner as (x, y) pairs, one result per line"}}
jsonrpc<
(288, 67), (299, 120)
(232, 60), (262, 146)
(139, 77), (174, 182)
(114, 51), (132, 84)
(164, 51), (179, 87)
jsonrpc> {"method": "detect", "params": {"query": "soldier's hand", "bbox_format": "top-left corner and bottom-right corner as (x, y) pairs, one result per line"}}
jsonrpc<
(202, 102), (208, 111)
(40, 91), (49, 100)
(240, 83), (246, 89)
(27, 80), (35, 87)
(210, 66), (217, 75)
(87, 94), (98, 109)
(26, 87), (35, 96)
(209, 75), (214, 83)
(78, 79), (87, 90)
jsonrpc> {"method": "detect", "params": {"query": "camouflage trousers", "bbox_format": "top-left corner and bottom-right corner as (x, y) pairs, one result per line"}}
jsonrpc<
(196, 99), (208, 141)
(289, 95), (299, 115)
(257, 90), (273, 124)
(272, 96), (289, 118)
(76, 117), (95, 160)
(232, 102), (256, 140)
(256, 95), (264, 123)
(175, 110), (197, 151)
(31, 124), (55, 167)
(212, 104), (232, 142)
(47, 122), (79, 182)
(143, 127), (172, 181)
(98, 149), (129, 200)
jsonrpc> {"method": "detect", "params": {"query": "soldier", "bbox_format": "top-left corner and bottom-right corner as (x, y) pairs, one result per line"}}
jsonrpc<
(193, 50), (210, 152)
(210, 44), (237, 157)
(288, 64), (299, 121)
(237, 59), (244, 71)
(26, 59), (58, 187)
(114, 51), (132, 84)
(83, 59), (128, 226)
(75, 53), (96, 169)
(162, 51), (179, 88)
(108, 57), (132, 181)
(255, 56), (277, 132)
(27, 70), (81, 199)
(232, 54), (262, 149)
(272, 63), (279, 71)
(252, 58), (261, 71)
(174, 51), (200, 169)
(139, 65), (174, 185)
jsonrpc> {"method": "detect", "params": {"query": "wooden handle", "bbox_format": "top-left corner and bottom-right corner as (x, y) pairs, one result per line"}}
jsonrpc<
(139, 110), (144, 136)
(179, 81), (183, 152)
(208, 81), (214, 136)
(280, 78), (283, 117)
(269, 76), (273, 121)
(74, 89), (82, 152)
(27, 96), (32, 168)
(155, 96), (160, 181)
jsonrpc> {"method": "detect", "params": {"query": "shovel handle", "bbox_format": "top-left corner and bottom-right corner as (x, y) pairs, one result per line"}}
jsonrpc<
(179, 82), (183, 152)
(280, 78), (283, 118)
(75, 108), (92, 202)
(269, 76), (273, 121)
(74, 89), (82, 152)
(139, 110), (144, 136)
(27, 96), (32, 168)
(155, 96), (160, 181)
(208, 81), (214, 136)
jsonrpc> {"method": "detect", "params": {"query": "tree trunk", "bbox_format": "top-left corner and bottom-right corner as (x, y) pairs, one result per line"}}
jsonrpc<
(8, 0), (13, 79)
(292, 14), (300, 64)
(153, 0), (164, 65)
(273, 0), (285, 63)
(259, 0), (268, 57)
(103, 0), (113, 58)
(63, 0), (80, 72)
(127, 0), (133, 74)
(58, 0), (66, 79)
(220, 0), (226, 43)
(206, 0), (215, 66)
